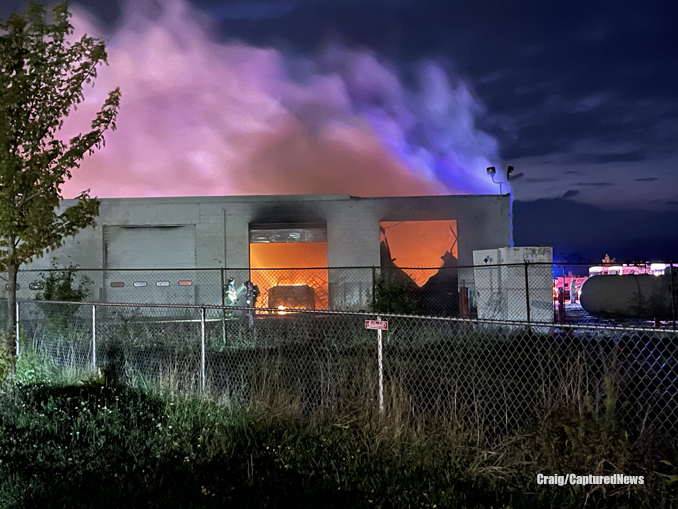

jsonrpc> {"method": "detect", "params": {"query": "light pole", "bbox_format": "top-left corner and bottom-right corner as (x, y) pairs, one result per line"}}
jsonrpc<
(486, 166), (514, 194)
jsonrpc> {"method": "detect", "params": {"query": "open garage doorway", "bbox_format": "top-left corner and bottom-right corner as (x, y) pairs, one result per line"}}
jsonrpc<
(249, 223), (328, 310)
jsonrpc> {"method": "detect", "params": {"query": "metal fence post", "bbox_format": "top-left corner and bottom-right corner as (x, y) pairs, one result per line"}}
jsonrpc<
(200, 307), (206, 391)
(671, 261), (676, 330)
(220, 268), (226, 344)
(524, 262), (531, 323)
(372, 266), (376, 311)
(377, 315), (384, 415)
(92, 304), (97, 370)
(15, 301), (19, 357)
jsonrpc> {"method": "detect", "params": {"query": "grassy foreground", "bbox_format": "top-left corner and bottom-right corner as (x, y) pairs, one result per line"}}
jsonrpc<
(0, 376), (677, 509)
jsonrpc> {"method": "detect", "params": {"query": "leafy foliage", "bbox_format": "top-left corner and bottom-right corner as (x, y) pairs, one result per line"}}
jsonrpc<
(371, 275), (420, 315)
(0, 1), (120, 365)
(34, 259), (93, 302)
(13, 344), (60, 385)
(32, 259), (93, 335)
(0, 1), (118, 268)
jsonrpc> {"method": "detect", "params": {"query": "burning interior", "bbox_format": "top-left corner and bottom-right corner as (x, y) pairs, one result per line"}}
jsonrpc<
(379, 221), (458, 284)
(249, 223), (328, 310)
(379, 220), (460, 316)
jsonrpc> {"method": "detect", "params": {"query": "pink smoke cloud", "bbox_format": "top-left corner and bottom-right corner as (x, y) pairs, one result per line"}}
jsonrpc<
(59, 0), (502, 199)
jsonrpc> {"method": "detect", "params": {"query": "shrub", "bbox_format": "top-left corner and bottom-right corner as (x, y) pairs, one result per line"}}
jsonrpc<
(14, 345), (58, 385)
(371, 275), (420, 315)
(34, 259), (93, 303)
(33, 259), (93, 333)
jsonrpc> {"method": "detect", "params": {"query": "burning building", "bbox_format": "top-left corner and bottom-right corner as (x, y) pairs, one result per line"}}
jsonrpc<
(11, 194), (512, 312)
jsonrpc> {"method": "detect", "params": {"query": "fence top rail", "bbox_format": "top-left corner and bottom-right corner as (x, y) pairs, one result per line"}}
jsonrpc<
(10, 298), (678, 335)
(7, 261), (668, 273)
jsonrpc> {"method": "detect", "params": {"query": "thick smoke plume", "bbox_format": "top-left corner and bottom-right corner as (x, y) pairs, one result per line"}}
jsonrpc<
(60, 0), (503, 199)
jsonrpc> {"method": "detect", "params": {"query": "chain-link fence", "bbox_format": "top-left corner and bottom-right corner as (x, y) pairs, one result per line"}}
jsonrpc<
(3, 261), (677, 327)
(6, 298), (678, 444)
(2, 266), (462, 315)
(551, 261), (678, 329)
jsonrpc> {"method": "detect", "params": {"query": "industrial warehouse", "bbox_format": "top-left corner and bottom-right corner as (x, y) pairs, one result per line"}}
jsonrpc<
(9, 193), (513, 314)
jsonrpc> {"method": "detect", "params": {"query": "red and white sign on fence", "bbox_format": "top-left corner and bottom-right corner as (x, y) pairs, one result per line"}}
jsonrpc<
(365, 320), (388, 330)
(366, 317), (388, 414)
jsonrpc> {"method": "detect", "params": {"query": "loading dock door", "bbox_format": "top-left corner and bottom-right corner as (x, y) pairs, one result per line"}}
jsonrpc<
(104, 225), (197, 304)
(248, 223), (329, 309)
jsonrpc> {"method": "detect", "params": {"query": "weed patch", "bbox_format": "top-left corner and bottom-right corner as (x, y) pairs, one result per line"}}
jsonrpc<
(0, 382), (676, 508)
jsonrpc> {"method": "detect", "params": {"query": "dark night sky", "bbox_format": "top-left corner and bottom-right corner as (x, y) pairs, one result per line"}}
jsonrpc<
(3, 0), (678, 263)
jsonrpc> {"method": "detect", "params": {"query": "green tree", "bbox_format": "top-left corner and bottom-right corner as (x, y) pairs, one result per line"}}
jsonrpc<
(0, 1), (120, 376)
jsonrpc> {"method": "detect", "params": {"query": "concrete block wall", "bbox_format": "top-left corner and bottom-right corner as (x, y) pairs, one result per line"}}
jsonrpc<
(13, 194), (512, 308)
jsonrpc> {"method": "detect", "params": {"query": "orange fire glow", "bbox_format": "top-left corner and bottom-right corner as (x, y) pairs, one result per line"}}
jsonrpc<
(249, 242), (328, 309)
(380, 220), (458, 286)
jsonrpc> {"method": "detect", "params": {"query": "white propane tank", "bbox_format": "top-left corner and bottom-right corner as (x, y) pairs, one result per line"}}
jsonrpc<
(580, 267), (678, 319)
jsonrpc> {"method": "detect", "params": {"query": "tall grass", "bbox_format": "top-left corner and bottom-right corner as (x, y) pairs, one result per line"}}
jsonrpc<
(1, 375), (676, 508)
(4, 315), (678, 507)
(21, 318), (674, 446)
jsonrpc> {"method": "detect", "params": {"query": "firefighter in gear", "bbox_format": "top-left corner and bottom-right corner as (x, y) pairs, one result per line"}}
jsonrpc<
(245, 280), (260, 307)
(226, 277), (237, 305)
(244, 280), (260, 327)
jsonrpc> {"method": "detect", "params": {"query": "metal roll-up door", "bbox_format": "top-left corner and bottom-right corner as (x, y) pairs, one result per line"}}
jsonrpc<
(104, 225), (197, 305)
